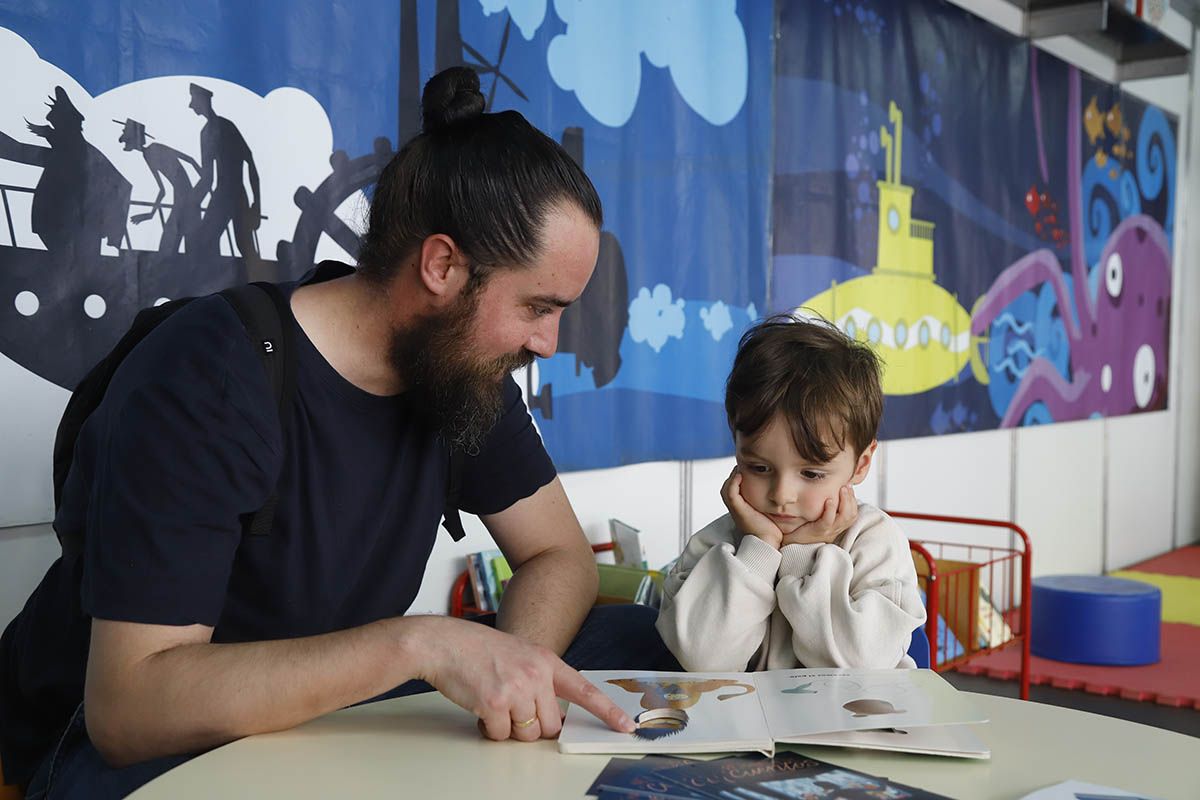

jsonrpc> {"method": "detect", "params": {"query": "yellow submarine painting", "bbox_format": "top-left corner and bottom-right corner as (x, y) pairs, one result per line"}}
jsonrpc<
(797, 102), (972, 396)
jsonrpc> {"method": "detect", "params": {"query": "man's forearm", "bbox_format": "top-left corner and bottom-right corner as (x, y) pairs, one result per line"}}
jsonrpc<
(85, 615), (440, 767)
(495, 544), (598, 655)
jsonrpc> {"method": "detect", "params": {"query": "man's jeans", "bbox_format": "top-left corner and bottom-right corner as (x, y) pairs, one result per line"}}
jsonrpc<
(23, 605), (679, 799)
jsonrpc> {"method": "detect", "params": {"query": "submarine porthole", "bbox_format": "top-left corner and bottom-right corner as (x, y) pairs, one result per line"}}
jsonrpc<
(84, 294), (107, 320)
(15, 291), (39, 317)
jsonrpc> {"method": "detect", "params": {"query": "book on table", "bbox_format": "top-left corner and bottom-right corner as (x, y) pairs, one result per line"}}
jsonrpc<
(588, 752), (956, 799)
(560, 667), (989, 759)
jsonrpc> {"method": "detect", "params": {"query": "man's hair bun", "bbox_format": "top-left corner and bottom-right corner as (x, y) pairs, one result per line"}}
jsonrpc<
(421, 66), (486, 134)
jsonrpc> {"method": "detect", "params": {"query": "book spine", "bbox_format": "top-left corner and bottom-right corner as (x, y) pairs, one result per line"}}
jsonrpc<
(467, 553), (489, 612)
(479, 554), (498, 611)
(491, 556), (513, 604)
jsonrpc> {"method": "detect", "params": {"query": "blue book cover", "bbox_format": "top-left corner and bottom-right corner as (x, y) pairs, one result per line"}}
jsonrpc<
(589, 755), (706, 799)
(467, 553), (491, 613)
(479, 548), (505, 610)
(652, 753), (951, 799)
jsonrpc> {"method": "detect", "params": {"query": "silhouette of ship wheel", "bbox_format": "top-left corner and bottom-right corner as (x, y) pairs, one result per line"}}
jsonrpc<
(278, 136), (395, 276)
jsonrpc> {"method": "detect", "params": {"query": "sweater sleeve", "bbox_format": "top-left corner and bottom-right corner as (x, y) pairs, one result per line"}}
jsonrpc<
(774, 506), (926, 669)
(655, 515), (782, 672)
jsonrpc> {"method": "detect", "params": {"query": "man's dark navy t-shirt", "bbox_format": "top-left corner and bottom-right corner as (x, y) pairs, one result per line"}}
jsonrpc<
(0, 273), (555, 783)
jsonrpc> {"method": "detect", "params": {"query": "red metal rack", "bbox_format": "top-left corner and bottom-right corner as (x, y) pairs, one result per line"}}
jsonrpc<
(894, 511), (1033, 700)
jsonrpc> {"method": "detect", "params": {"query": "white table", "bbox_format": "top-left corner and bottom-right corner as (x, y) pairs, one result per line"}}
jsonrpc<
(131, 691), (1200, 799)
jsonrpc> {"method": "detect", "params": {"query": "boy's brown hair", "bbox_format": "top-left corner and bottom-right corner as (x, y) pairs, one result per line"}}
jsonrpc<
(725, 313), (883, 463)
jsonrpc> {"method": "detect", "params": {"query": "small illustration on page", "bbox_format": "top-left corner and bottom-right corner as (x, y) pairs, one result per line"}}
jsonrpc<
(780, 682), (817, 695)
(843, 698), (906, 718)
(606, 677), (756, 710)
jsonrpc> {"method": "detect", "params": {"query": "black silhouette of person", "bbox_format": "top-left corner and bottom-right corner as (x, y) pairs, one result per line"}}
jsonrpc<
(116, 118), (202, 254)
(188, 83), (262, 268)
(0, 86), (131, 259)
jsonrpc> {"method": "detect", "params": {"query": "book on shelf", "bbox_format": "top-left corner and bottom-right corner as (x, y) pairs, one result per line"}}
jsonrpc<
(609, 518), (648, 568)
(977, 585), (1014, 648)
(490, 554), (513, 604)
(560, 667), (989, 759)
(464, 549), (506, 612)
(464, 549), (664, 612)
(479, 548), (502, 610)
(465, 552), (490, 613)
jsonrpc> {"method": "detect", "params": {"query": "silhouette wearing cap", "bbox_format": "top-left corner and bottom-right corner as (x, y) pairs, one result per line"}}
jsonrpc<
(0, 85), (131, 259)
(188, 83), (262, 271)
(117, 117), (202, 254)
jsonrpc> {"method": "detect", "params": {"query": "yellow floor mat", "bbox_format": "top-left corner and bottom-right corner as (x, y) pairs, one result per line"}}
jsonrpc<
(1109, 570), (1200, 626)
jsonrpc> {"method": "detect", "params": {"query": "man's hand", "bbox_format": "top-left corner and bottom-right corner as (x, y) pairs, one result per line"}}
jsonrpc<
(416, 616), (634, 743)
(721, 468), (784, 549)
(780, 485), (859, 547)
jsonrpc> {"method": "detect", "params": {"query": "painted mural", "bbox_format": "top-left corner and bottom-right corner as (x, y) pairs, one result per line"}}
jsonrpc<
(773, 0), (1176, 438)
(0, 0), (771, 492)
(0, 0), (1180, 511)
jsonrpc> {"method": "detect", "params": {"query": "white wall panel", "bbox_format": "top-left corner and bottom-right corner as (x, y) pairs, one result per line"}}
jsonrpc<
(0, 353), (67, 526)
(691, 456), (736, 544)
(1014, 418), (1105, 577)
(558, 461), (682, 570)
(1172, 43), (1200, 548)
(1106, 411), (1176, 569)
(0, 524), (59, 629)
(885, 429), (1013, 548)
(855, 443), (884, 509)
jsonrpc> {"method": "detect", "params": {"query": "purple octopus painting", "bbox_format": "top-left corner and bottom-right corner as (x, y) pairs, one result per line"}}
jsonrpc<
(971, 66), (1172, 427)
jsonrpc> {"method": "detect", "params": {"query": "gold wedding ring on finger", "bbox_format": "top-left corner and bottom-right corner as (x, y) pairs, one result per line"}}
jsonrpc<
(512, 716), (538, 729)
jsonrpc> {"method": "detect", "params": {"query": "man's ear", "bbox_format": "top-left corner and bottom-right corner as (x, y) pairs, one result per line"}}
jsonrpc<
(850, 439), (878, 485)
(416, 233), (470, 302)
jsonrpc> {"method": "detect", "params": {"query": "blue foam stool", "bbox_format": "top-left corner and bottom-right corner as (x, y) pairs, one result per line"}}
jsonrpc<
(1031, 575), (1161, 665)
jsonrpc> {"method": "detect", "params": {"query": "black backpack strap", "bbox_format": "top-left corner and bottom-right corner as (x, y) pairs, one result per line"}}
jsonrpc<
(442, 447), (466, 542)
(220, 282), (296, 538)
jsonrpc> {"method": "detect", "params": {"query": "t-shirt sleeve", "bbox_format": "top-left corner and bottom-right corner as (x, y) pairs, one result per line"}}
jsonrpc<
(456, 375), (556, 516)
(80, 296), (281, 627)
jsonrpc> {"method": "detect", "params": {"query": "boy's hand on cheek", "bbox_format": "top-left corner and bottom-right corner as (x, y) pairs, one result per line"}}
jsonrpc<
(781, 485), (859, 546)
(722, 469), (784, 549)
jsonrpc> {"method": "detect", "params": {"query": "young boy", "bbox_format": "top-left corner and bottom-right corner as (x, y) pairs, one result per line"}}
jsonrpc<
(656, 314), (925, 672)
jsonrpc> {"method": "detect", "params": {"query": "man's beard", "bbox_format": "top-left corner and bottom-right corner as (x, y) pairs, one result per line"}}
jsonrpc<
(390, 291), (534, 455)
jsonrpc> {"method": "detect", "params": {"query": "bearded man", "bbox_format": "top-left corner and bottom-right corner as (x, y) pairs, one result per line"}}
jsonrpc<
(0, 67), (676, 800)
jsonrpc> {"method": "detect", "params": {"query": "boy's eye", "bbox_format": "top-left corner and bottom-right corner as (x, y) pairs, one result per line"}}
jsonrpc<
(802, 470), (827, 481)
(744, 464), (770, 474)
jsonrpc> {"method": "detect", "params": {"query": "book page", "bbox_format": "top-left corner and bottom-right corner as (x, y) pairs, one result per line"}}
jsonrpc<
(754, 668), (988, 739)
(558, 670), (773, 755)
(787, 722), (990, 759)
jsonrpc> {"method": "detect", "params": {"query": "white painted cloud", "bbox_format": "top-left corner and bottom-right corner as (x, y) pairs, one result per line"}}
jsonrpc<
(478, 0), (548, 40)
(546, 0), (747, 127)
(699, 299), (733, 341)
(629, 284), (685, 352)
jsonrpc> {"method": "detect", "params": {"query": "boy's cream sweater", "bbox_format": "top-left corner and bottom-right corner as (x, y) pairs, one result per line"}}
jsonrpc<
(655, 503), (926, 672)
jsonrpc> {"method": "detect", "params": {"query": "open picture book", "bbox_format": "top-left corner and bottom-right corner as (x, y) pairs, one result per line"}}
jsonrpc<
(560, 667), (990, 759)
